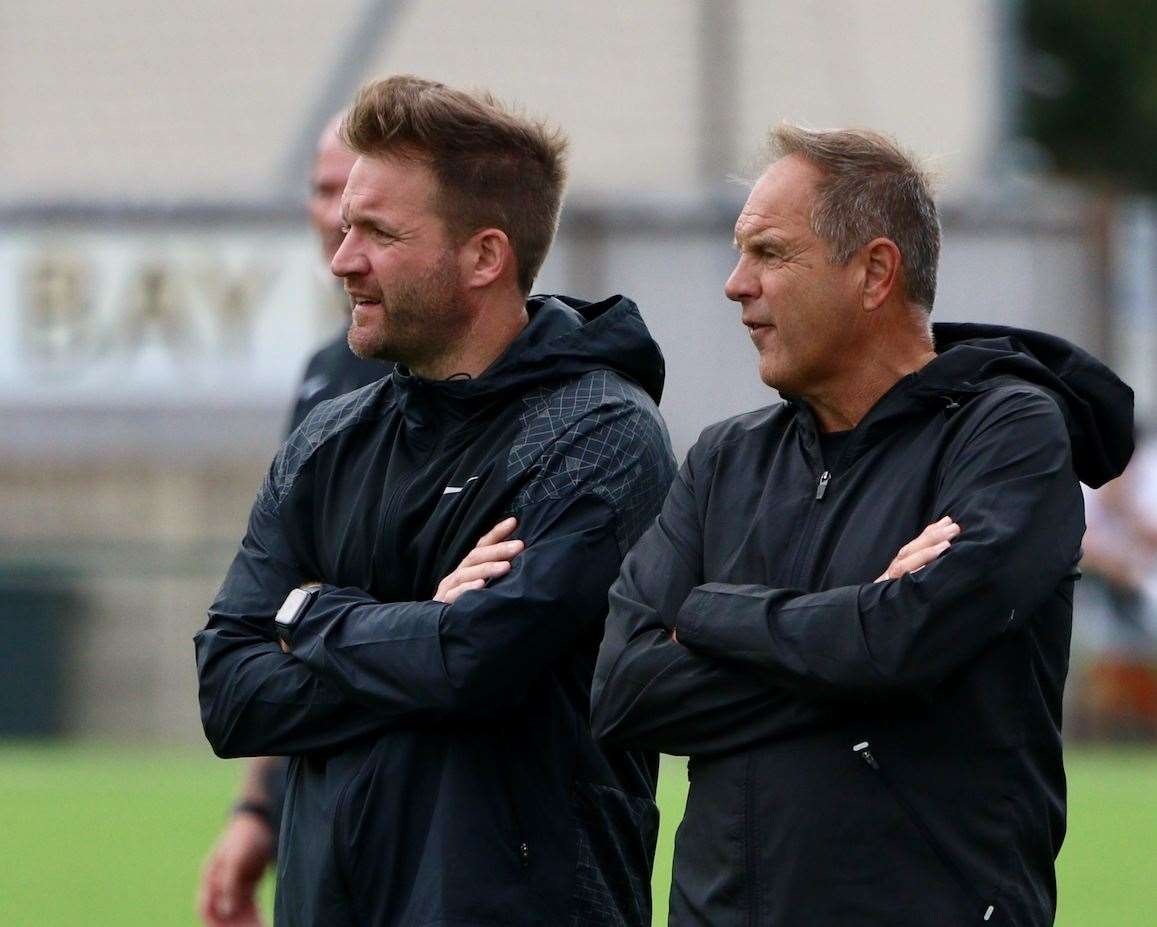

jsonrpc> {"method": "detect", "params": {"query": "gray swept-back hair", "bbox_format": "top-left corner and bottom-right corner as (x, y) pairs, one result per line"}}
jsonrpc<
(769, 124), (940, 311)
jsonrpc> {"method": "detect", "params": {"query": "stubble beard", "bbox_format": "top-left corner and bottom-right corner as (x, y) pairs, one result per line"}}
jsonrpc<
(347, 256), (466, 369)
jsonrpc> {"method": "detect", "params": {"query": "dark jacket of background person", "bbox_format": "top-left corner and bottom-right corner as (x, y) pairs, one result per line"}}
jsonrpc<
(286, 327), (388, 433)
(592, 323), (1133, 927)
(196, 295), (677, 927)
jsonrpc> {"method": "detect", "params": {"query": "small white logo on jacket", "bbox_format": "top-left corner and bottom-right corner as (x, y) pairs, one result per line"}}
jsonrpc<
(442, 476), (480, 496)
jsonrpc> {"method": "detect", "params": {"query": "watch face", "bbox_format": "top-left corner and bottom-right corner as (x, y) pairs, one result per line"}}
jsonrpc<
(275, 587), (312, 626)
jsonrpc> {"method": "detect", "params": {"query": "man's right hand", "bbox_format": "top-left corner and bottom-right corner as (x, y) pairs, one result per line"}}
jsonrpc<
(434, 516), (525, 604)
(876, 516), (960, 582)
(197, 812), (274, 927)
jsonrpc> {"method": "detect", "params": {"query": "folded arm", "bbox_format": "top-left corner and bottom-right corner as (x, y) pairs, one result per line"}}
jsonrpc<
(283, 492), (623, 721)
(198, 396), (673, 756)
(593, 391), (1082, 755)
(592, 453), (844, 757)
(673, 391), (1085, 698)
(195, 494), (395, 758)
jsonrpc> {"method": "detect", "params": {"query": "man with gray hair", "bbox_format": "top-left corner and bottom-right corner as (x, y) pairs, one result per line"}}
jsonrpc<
(591, 125), (1133, 924)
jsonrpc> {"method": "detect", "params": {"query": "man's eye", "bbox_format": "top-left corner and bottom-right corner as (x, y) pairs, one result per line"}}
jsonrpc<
(339, 224), (351, 235)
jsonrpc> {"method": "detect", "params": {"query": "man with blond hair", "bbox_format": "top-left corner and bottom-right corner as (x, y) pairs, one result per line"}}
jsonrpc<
(591, 125), (1132, 925)
(196, 76), (674, 926)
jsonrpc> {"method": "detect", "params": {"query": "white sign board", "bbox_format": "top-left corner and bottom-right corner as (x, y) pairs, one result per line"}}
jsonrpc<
(0, 229), (347, 405)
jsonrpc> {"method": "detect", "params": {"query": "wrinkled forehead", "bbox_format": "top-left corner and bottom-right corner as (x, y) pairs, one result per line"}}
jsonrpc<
(734, 155), (822, 241)
(339, 154), (445, 233)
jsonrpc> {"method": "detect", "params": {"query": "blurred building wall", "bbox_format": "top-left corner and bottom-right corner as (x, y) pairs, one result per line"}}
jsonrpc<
(0, 0), (1126, 743)
(2, 0), (997, 203)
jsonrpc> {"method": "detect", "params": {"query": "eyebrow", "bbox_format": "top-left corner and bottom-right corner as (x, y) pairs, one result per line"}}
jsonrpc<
(734, 231), (786, 251)
(341, 203), (394, 232)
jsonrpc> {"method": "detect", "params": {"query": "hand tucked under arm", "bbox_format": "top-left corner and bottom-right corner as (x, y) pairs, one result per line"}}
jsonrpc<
(594, 451), (847, 756)
(286, 495), (624, 723)
(674, 392), (1084, 697)
(666, 516), (958, 644)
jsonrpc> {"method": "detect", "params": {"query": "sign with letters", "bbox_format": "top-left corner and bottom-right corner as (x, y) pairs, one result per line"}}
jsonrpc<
(0, 230), (347, 404)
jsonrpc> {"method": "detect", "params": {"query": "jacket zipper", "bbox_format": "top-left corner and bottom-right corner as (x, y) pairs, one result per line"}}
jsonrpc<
(853, 742), (996, 922)
(374, 423), (453, 566)
(815, 470), (831, 500)
(784, 469), (833, 587)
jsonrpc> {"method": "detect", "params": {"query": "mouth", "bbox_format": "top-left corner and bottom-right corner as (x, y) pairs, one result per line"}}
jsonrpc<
(348, 293), (383, 315)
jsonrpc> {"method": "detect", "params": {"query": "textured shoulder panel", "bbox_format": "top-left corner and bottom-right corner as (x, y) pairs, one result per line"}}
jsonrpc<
(257, 378), (388, 513)
(508, 369), (675, 553)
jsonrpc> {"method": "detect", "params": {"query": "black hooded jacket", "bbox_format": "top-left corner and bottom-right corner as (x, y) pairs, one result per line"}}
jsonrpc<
(256, 328), (388, 842)
(286, 328), (388, 434)
(591, 324), (1133, 926)
(196, 295), (677, 926)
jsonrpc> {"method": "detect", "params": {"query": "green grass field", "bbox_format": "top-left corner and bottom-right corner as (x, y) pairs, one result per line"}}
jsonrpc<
(1, 744), (1154, 925)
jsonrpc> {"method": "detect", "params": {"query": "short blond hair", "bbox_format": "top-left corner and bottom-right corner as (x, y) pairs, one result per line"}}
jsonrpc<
(343, 75), (568, 295)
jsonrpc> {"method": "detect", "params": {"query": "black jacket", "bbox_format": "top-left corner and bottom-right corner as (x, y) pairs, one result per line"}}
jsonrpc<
(592, 324), (1133, 926)
(286, 327), (388, 434)
(196, 295), (677, 926)
(262, 327), (388, 845)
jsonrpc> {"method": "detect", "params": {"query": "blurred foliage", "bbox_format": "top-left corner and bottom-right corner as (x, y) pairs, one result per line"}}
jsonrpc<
(1021, 0), (1157, 191)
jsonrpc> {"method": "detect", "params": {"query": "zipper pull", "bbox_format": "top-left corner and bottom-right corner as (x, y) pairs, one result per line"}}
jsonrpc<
(853, 741), (879, 770)
(519, 841), (530, 869)
(815, 470), (831, 501)
(983, 905), (994, 921)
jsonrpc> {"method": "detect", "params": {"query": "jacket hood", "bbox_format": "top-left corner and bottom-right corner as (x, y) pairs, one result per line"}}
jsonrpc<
(918, 322), (1133, 488)
(391, 294), (666, 415)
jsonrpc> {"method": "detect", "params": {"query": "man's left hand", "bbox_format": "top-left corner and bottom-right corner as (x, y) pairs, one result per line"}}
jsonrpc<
(434, 517), (525, 604)
(876, 516), (960, 582)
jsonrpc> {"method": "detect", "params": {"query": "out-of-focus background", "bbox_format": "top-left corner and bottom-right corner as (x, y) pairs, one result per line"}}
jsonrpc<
(1, 1), (1155, 924)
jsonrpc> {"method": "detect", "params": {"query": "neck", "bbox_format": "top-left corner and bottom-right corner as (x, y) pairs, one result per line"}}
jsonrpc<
(802, 325), (936, 433)
(409, 291), (529, 381)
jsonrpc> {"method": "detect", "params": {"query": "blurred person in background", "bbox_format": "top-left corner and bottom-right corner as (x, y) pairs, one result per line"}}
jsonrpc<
(198, 117), (384, 927)
(195, 76), (675, 926)
(1074, 433), (1157, 737)
(288, 116), (388, 432)
(591, 126), (1133, 926)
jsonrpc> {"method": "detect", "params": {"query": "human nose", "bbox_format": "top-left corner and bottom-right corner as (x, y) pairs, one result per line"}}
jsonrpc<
(724, 254), (757, 302)
(330, 229), (365, 279)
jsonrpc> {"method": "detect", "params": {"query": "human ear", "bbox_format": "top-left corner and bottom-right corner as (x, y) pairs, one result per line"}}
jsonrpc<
(862, 237), (901, 311)
(461, 228), (511, 290)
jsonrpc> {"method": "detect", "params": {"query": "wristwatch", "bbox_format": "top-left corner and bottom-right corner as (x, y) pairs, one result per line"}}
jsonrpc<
(274, 582), (322, 648)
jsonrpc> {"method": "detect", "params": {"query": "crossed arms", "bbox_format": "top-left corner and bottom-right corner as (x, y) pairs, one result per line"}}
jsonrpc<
(195, 390), (675, 758)
(589, 390), (1085, 757)
(195, 489), (624, 758)
(198, 389), (1082, 761)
